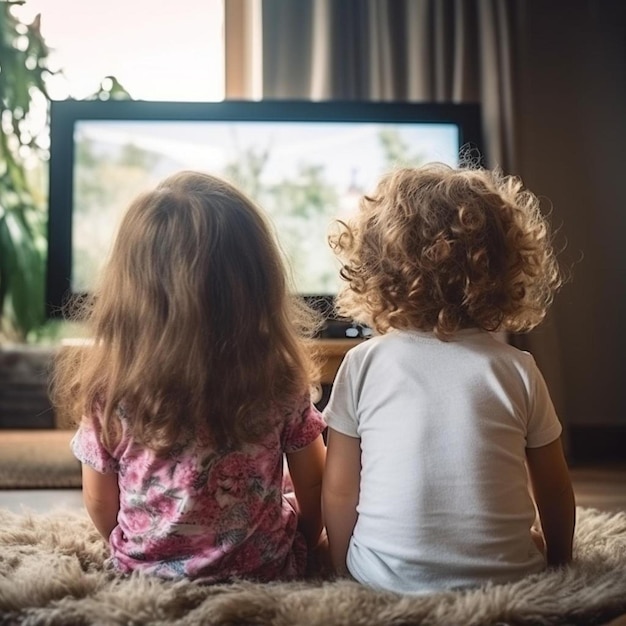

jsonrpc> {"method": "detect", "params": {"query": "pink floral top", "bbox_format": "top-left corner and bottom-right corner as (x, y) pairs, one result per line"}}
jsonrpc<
(70, 394), (326, 583)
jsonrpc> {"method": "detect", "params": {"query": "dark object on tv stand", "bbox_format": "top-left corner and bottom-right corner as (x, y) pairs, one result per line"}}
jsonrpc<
(304, 295), (370, 339)
(319, 319), (371, 340)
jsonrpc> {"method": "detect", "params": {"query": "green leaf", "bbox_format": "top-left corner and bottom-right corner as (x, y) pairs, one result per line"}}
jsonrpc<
(3, 209), (44, 336)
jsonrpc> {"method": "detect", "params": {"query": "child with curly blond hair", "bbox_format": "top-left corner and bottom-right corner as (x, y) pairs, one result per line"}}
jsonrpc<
(53, 171), (327, 583)
(322, 163), (575, 594)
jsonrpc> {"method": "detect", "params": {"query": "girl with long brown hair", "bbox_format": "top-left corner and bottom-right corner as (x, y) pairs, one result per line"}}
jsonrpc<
(54, 170), (326, 582)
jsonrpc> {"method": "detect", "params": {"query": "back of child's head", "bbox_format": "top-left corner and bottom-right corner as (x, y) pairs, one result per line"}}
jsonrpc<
(98, 170), (292, 352)
(329, 162), (562, 338)
(54, 170), (320, 452)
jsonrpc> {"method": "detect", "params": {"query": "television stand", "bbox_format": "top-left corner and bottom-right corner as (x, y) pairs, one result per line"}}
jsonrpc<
(316, 338), (363, 385)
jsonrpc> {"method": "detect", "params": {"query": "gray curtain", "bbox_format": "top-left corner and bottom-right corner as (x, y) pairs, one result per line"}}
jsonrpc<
(259, 0), (516, 173)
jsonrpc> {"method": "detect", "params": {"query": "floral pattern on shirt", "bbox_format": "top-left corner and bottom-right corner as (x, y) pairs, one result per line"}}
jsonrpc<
(71, 394), (326, 583)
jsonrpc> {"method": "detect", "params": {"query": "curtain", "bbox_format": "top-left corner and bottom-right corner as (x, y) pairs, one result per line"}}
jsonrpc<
(228, 0), (517, 172)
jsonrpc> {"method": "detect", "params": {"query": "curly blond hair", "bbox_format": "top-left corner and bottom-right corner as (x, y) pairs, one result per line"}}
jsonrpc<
(329, 163), (562, 339)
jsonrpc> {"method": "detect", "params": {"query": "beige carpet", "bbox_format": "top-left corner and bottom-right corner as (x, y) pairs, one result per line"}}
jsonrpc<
(0, 506), (625, 625)
(0, 430), (81, 488)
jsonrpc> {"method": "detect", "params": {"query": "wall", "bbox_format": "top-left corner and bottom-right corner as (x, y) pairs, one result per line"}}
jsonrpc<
(513, 1), (625, 427)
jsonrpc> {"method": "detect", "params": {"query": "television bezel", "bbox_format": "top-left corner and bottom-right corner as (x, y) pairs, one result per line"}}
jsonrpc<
(46, 98), (484, 332)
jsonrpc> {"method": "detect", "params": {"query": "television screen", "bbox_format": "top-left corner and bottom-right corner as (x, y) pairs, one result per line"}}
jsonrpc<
(47, 99), (484, 330)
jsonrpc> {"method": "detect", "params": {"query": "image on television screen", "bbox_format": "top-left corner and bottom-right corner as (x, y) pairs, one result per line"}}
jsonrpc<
(70, 119), (460, 296)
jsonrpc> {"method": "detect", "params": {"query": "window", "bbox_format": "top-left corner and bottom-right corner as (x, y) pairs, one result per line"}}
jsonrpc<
(14, 0), (225, 102)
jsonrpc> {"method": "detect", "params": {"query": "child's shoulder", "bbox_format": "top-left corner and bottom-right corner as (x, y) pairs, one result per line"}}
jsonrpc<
(346, 329), (535, 362)
(345, 329), (441, 353)
(340, 331), (419, 366)
(343, 334), (386, 357)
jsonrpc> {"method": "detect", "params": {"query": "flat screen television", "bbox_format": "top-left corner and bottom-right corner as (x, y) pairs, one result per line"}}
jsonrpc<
(46, 99), (484, 337)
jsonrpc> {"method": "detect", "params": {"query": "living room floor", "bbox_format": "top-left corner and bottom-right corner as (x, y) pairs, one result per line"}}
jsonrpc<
(1, 463), (625, 515)
(1, 465), (625, 626)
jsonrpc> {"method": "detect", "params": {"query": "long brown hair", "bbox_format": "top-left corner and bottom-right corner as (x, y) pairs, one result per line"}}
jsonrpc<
(52, 171), (320, 453)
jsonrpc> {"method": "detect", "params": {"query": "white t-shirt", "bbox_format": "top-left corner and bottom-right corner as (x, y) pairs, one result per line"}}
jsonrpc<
(323, 328), (562, 594)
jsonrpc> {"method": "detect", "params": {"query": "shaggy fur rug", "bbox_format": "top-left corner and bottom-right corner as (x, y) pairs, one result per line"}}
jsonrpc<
(0, 506), (625, 626)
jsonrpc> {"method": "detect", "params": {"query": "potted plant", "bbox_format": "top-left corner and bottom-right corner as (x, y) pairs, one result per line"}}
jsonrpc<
(0, 1), (51, 343)
(0, 1), (130, 428)
(0, 1), (55, 428)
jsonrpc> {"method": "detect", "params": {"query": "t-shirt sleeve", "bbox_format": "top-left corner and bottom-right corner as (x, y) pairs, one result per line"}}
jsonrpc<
(525, 354), (563, 449)
(70, 407), (120, 474)
(281, 393), (327, 453)
(322, 351), (360, 438)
